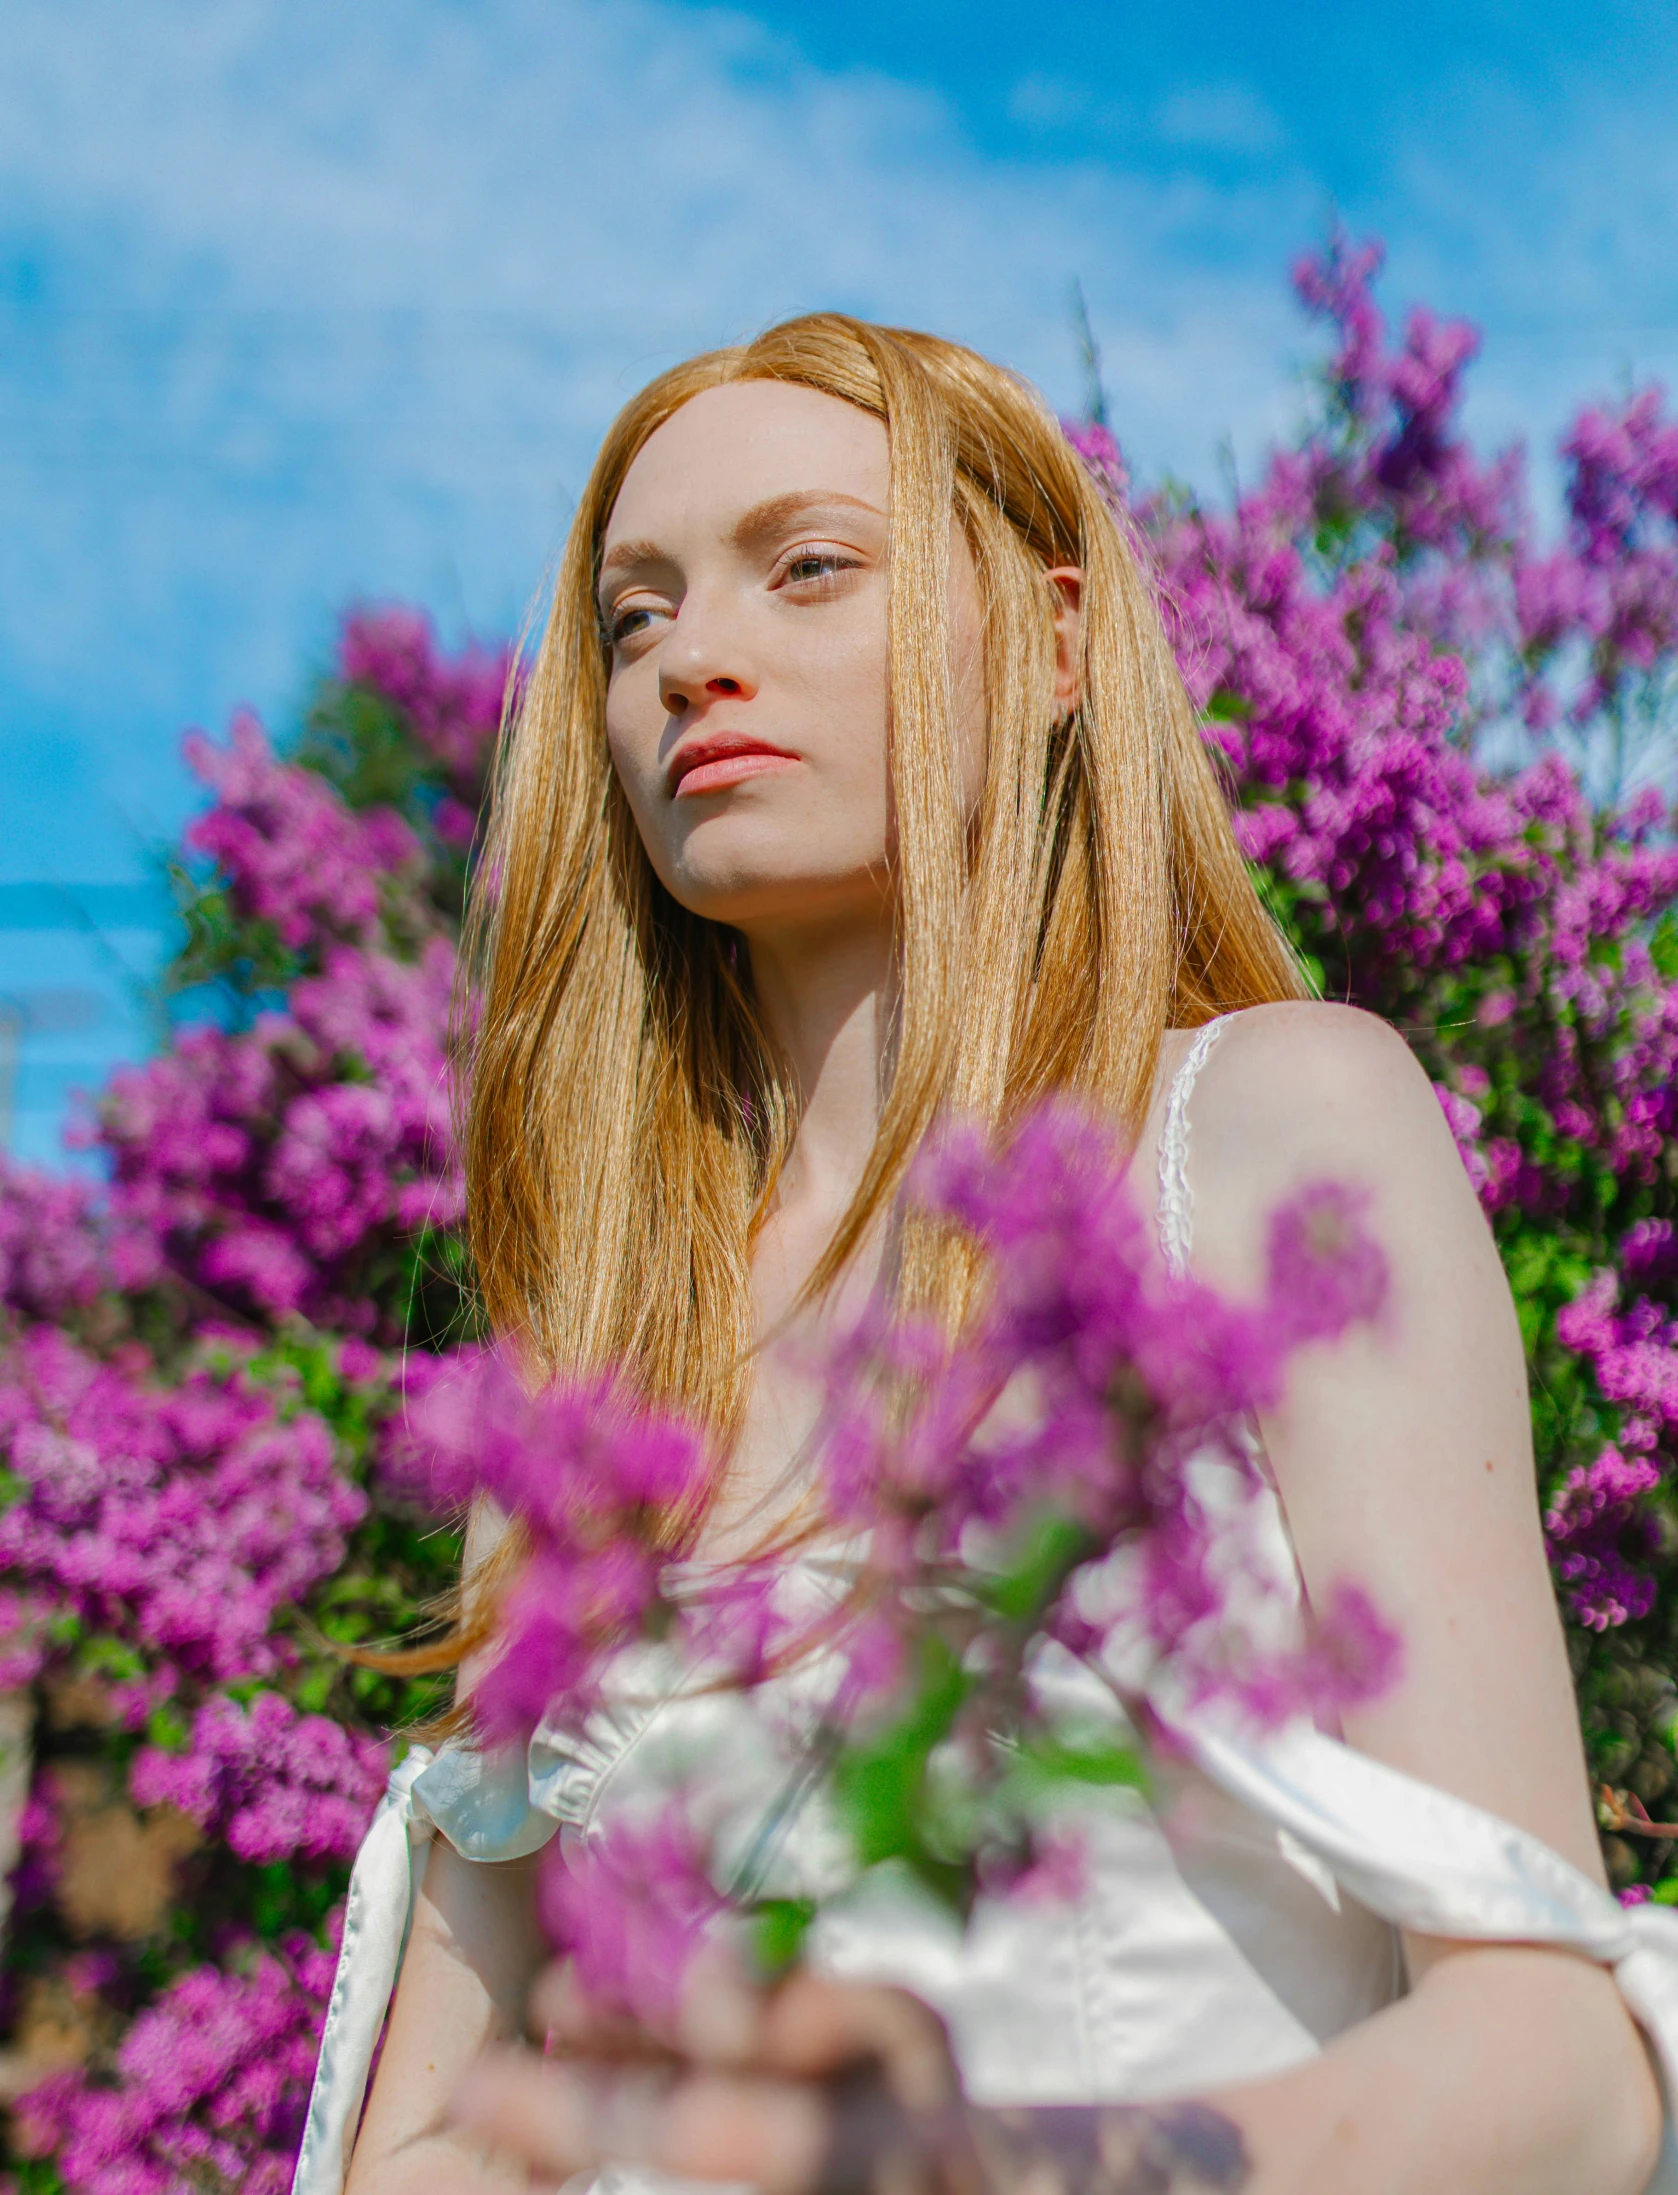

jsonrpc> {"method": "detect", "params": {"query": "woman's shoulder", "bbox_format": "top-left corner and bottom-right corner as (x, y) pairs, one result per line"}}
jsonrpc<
(1159, 997), (1411, 1094)
(1203, 1000), (1429, 1123)
(1160, 1001), (1438, 1167)
(1175, 1002), (1478, 1283)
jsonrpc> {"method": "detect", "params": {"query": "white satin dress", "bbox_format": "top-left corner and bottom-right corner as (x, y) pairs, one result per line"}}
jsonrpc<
(293, 1017), (1678, 2195)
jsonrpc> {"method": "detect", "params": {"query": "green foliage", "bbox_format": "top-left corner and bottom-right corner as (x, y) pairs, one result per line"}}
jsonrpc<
(748, 1896), (818, 1978)
(833, 1633), (974, 1910)
(979, 1512), (1101, 1627)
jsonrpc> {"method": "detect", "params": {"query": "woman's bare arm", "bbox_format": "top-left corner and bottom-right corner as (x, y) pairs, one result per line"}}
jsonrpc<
(344, 1837), (546, 2195)
(1179, 1000), (1660, 2190)
(1189, 1003), (1599, 1863)
(346, 1496), (547, 2193)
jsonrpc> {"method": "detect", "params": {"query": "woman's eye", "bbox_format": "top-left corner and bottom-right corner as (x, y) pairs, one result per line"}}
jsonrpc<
(780, 551), (855, 588)
(605, 603), (659, 646)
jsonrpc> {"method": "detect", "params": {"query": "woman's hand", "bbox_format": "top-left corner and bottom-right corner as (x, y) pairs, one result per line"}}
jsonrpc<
(446, 1957), (1251, 2195)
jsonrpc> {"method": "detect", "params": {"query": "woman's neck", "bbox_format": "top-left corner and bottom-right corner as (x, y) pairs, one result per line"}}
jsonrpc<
(700, 911), (893, 1561)
(746, 909), (895, 1266)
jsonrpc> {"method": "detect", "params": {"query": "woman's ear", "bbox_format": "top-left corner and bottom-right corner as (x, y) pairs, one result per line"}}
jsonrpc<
(1045, 566), (1084, 716)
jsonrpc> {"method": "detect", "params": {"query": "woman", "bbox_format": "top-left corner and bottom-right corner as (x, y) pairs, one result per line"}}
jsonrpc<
(300, 316), (1665, 2195)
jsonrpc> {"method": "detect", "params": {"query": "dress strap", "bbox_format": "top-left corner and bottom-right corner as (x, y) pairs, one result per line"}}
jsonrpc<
(292, 1748), (439, 2195)
(1156, 1015), (1233, 1279)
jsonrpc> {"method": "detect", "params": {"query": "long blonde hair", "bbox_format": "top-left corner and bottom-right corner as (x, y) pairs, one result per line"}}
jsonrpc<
(459, 313), (1303, 1476)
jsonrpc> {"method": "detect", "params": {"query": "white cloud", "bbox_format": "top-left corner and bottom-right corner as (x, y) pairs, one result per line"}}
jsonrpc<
(0, 1), (1308, 441)
(0, 0), (1318, 884)
(2, 0), (1669, 889)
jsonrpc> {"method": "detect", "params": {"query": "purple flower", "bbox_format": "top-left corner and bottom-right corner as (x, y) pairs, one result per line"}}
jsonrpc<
(14, 1932), (338, 2194)
(337, 606), (510, 782)
(1545, 1440), (1663, 1630)
(131, 1693), (387, 1865)
(0, 1329), (364, 1694)
(1062, 420), (1130, 506)
(184, 714), (419, 953)
(1262, 1182), (1388, 1351)
(538, 1808), (725, 2025)
(403, 1351), (710, 1739)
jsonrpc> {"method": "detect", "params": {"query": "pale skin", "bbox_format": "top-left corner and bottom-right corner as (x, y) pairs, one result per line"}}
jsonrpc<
(346, 382), (1663, 2195)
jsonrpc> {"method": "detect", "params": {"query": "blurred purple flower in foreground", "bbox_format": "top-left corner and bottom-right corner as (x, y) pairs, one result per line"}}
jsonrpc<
(538, 1809), (726, 2026)
(405, 1356), (712, 1742)
(421, 1103), (1396, 2009)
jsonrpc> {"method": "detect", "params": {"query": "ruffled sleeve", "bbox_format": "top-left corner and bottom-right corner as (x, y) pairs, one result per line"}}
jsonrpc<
(290, 1652), (743, 2195)
(527, 1693), (655, 1835)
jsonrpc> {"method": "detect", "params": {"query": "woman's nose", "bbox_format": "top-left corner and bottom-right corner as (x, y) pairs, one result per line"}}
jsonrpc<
(658, 603), (757, 717)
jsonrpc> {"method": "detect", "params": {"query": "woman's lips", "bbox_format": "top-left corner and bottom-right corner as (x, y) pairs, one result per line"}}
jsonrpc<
(669, 736), (799, 799)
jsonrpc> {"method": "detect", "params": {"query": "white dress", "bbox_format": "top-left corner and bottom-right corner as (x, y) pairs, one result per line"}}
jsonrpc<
(293, 1018), (1678, 2195)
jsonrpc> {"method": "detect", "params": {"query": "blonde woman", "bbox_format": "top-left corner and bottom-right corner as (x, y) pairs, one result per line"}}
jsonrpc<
(296, 318), (1666, 2195)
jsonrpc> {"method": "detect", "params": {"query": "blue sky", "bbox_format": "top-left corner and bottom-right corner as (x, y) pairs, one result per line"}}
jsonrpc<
(2, 0), (1676, 1160)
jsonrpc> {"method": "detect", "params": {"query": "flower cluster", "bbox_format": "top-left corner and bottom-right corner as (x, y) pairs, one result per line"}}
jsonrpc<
(1546, 1447), (1663, 1632)
(406, 1352), (712, 1739)
(538, 1809), (726, 2027)
(11, 1932), (338, 2195)
(0, 1328), (364, 1709)
(183, 714), (421, 954)
(336, 606), (511, 788)
(130, 1693), (387, 1867)
(1533, 393), (1678, 735)
(96, 759), (464, 1337)
(0, 1161), (108, 1323)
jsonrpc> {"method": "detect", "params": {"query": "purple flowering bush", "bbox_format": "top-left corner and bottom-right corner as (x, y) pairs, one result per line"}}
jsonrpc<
(12, 1935), (338, 2195)
(0, 236), (1675, 2187)
(0, 609), (509, 2193)
(1124, 238), (1678, 1834)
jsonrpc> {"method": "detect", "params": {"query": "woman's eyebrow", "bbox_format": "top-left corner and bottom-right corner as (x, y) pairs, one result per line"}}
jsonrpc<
(598, 491), (884, 590)
(599, 537), (667, 579)
(730, 489), (884, 550)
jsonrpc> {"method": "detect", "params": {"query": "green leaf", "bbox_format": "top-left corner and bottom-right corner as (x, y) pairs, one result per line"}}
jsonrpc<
(1203, 687), (1253, 723)
(247, 1857), (350, 1940)
(1650, 913), (1678, 982)
(293, 1666), (336, 1715)
(145, 1703), (191, 1753)
(6, 2158), (69, 2194)
(980, 1512), (1098, 1626)
(749, 1897), (816, 1977)
(79, 1634), (147, 1682)
(1017, 1734), (1147, 1792)
(833, 1632), (971, 1878)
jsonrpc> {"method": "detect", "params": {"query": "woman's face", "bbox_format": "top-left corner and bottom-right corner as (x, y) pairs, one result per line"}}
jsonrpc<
(598, 380), (987, 939)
